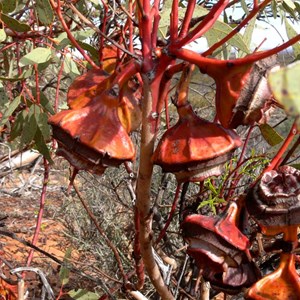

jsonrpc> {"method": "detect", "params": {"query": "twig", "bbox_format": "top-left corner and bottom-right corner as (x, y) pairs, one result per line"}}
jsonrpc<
(72, 181), (128, 283)
(0, 230), (114, 297)
(11, 267), (54, 300)
(174, 254), (189, 299)
(26, 159), (49, 267)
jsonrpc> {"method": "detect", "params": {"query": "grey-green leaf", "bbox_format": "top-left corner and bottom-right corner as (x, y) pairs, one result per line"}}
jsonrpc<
(0, 96), (22, 126)
(0, 0), (17, 13)
(59, 248), (72, 286)
(10, 110), (27, 141)
(68, 289), (100, 300)
(36, 0), (54, 25)
(34, 127), (53, 163)
(21, 105), (38, 145)
(1, 13), (31, 32)
(37, 112), (51, 141)
(285, 19), (300, 58)
(259, 123), (284, 146)
(20, 47), (52, 67)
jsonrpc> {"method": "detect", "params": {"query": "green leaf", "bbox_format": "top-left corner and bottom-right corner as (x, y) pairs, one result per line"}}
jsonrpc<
(64, 54), (80, 78)
(21, 104), (38, 145)
(0, 95), (22, 126)
(238, 16), (256, 57)
(259, 123), (284, 146)
(34, 127), (53, 163)
(37, 112), (51, 141)
(284, 19), (300, 58)
(205, 21), (250, 54)
(1, 13), (31, 32)
(0, 82), (8, 107)
(68, 289), (100, 300)
(20, 47), (52, 67)
(32, 88), (55, 115)
(36, 0), (53, 25)
(282, 0), (297, 18)
(59, 248), (72, 286)
(0, 68), (34, 81)
(0, 0), (17, 13)
(0, 28), (7, 43)
(268, 61), (300, 130)
(158, 3), (249, 53)
(10, 110), (27, 141)
(77, 41), (99, 62)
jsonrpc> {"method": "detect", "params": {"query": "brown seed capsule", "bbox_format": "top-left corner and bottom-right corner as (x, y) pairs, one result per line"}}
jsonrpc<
(182, 201), (260, 294)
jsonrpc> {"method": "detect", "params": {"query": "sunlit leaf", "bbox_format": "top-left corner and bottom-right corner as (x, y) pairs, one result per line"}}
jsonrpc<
(238, 16), (256, 57)
(19, 47), (52, 67)
(284, 19), (300, 58)
(259, 123), (284, 146)
(268, 61), (300, 129)
(36, 0), (54, 25)
(68, 289), (100, 300)
(64, 54), (80, 78)
(0, 28), (7, 43)
(1, 13), (31, 32)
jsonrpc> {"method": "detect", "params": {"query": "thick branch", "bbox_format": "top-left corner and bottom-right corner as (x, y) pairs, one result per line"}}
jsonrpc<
(136, 76), (174, 299)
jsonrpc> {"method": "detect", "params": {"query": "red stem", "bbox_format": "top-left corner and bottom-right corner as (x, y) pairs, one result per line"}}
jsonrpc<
(129, 0), (134, 53)
(53, 0), (99, 69)
(170, 0), (179, 42)
(170, 32), (300, 69)
(202, 0), (271, 57)
(155, 183), (182, 245)
(151, 0), (160, 48)
(54, 60), (64, 113)
(26, 159), (49, 266)
(140, 0), (153, 72)
(263, 121), (298, 174)
(226, 126), (254, 199)
(34, 64), (40, 104)
(175, 0), (230, 48)
(179, 0), (196, 39)
(99, 0), (109, 68)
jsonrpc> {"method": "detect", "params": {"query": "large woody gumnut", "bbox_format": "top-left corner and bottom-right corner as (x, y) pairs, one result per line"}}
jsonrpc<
(152, 104), (242, 182)
(182, 202), (260, 294)
(48, 89), (136, 174)
(246, 166), (300, 300)
(246, 165), (300, 230)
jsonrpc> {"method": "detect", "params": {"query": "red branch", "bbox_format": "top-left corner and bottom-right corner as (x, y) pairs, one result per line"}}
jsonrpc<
(175, 0), (230, 48)
(51, 0), (99, 69)
(155, 183), (182, 245)
(26, 159), (49, 266)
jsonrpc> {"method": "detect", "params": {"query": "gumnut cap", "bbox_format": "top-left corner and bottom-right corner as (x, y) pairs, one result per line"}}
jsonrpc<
(246, 165), (300, 227)
(152, 104), (242, 181)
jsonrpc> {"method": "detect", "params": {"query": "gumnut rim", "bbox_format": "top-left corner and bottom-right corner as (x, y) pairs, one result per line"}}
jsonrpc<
(246, 165), (300, 227)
